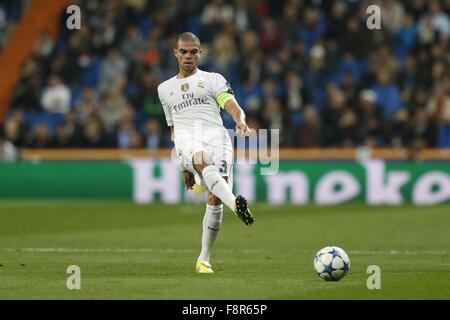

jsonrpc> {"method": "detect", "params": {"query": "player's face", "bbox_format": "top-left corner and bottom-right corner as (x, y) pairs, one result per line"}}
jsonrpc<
(174, 40), (201, 73)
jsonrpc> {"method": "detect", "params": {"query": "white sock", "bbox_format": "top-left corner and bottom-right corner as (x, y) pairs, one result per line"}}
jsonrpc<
(201, 165), (236, 211)
(198, 204), (223, 262)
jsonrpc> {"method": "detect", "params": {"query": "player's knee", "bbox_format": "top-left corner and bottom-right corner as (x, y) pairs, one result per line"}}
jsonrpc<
(193, 151), (214, 172)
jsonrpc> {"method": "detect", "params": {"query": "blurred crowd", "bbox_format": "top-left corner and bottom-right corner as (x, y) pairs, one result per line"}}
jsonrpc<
(0, 0), (26, 51)
(1, 0), (450, 152)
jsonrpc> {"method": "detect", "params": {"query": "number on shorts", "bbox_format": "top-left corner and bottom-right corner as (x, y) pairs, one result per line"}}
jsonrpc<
(218, 160), (227, 174)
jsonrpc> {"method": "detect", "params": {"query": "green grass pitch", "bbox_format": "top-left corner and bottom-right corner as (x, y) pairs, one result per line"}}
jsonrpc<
(0, 201), (449, 299)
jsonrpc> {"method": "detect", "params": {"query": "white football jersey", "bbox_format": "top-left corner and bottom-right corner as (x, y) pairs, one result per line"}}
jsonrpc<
(157, 69), (233, 145)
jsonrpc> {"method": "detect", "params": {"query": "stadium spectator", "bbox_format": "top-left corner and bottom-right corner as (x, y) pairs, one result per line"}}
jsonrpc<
(411, 107), (437, 147)
(233, 0), (256, 33)
(0, 0), (25, 51)
(98, 48), (128, 96)
(142, 118), (164, 149)
(303, 44), (329, 111)
(406, 0), (427, 21)
(201, 0), (234, 42)
(398, 55), (419, 99)
(54, 110), (83, 148)
(394, 13), (419, 61)
(284, 70), (304, 112)
(0, 126), (19, 162)
(121, 25), (146, 59)
(74, 87), (100, 124)
(259, 17), (283, 55)
(340, 108), (359, 147)
(40, 74), (71, 114)
(262, 96), (290, 146)
(134, 73), (164, 119)
(295, 105), (320, 148)
(372, 69), (403, 118)
(0, 136), (18, 161)
(3, 110), (28, 147)
(387, 108), (412, 148)
(206, 33), (238, 84)
(428, 0), (450, 39)
(379, 0), (405, 34)
(91, 10), (118, 55)
(98, 77), (128, 132)
(33, 30), (55, 60)
(11, 73), (43, 112)
(427, 85), (450, 124)
(325, 1), (349, 45)
(26, 123), (53, 148)
(117, 119), (142, 149)
(80, 114), (110, 148)
(297, 6), (327, 51)
(321, 85), (347, 146)
(355, 89), (385, 146)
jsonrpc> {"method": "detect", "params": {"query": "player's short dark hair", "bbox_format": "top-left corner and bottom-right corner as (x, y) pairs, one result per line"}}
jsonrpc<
(175, 32), (201, 48)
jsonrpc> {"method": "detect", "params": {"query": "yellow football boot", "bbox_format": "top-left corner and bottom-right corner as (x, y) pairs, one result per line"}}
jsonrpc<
(196, 260), (214, 273)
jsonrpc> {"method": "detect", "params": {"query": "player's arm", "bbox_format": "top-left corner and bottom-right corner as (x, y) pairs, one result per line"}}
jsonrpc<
(221, 95), (254, 136)
(182, 170), (195, 190)
(213, 73), (254, 136)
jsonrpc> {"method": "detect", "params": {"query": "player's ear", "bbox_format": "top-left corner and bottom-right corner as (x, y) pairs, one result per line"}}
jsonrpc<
(173, 48), (177, 57)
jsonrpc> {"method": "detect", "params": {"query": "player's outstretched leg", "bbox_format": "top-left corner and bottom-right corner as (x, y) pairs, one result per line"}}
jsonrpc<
(194, 151), (254, 226)
(197, 165), (254, 226)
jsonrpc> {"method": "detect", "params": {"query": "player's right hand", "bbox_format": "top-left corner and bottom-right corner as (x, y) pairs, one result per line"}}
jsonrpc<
(236, 121), (256, 137)
(182, 170), (195, 190)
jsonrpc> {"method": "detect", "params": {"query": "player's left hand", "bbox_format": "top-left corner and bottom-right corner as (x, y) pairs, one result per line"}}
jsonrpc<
(182, 170), (195, 190)
(236, 121), (255, 137)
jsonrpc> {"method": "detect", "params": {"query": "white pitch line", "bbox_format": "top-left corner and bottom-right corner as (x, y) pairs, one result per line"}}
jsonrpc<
(349, 250), (448, 255)
(1, 248), (193, 253)
(0, 248), (262, 254)
(0, 248), (446, 255)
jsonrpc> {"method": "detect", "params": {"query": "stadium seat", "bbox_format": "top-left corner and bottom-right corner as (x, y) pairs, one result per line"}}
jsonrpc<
(80, 57), (101, 87)
(437, 126), (450, 148)
(23, 111), (65, 135)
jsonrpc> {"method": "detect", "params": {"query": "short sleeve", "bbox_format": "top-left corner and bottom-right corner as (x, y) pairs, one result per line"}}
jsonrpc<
(210, 73), (234, 98)
(157, 84), (173, 127)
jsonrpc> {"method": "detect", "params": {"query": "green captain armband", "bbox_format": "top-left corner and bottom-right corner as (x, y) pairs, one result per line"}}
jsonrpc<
(216, 92), (234, 109)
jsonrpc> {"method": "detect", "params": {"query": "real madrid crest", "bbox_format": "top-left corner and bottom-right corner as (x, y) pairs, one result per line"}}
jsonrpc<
(181, 83), (189, 92)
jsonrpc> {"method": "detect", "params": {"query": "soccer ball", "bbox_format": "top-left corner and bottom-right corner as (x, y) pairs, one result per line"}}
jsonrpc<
(314, 246), (350, 281)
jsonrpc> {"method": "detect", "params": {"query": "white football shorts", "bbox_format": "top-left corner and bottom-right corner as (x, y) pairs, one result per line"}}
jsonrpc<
(174, 136), (233, 189)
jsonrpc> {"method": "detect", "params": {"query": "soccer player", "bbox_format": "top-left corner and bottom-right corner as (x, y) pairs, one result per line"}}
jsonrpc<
(157, 32), (254, 274)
